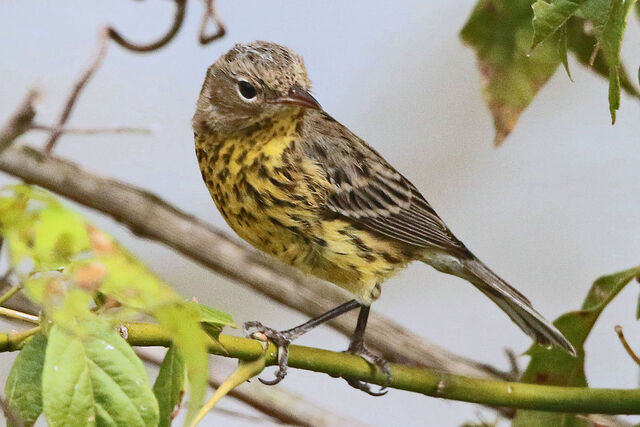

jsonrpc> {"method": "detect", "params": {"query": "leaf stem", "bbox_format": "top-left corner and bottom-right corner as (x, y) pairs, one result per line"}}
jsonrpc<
(614, 325), (640, 366)
(0, 284), (23, 306)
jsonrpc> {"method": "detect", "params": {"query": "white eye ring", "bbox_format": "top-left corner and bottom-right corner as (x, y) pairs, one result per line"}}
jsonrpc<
(237, 80), (258, 102)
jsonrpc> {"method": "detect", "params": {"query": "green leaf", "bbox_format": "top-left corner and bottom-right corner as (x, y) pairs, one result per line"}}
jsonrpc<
(565, 17), (640, 98)
(42, 321), (159, 427)
(461, 0), (563, 145)
(512, 265), (640, 425)
(0, 187), (217, 424)
(198, 304), (236, 341)
(579, 0), (637, 122)
(5, 334), (48, 427)
(558, 24), (573, 80)
(198, 304), (235, 329)
(531, 0), (589, 49)
(153, 346), (186, 427)
(462, 0), (639, 144)
(154, 305), (209, 424)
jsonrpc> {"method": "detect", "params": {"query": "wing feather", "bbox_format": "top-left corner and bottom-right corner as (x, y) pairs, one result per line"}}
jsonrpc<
(301, 111), (466, 253)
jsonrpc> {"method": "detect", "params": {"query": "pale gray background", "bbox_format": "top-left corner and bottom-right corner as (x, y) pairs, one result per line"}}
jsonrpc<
(1, 1), (639, 426)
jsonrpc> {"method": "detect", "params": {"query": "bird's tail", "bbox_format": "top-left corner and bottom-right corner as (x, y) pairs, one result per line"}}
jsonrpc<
(426, 253), (576, 356)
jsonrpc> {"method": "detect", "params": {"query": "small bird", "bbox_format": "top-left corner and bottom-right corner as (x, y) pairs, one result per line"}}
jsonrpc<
(193, 41), (575, 394)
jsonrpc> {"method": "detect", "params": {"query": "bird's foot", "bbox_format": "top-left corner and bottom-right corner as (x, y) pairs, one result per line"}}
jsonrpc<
(344, 340), (392, 396)
(243, 321), (294, 386)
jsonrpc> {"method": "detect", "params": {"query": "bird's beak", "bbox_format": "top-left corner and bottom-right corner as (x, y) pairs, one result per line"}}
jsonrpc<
(269, 85), (321, 110)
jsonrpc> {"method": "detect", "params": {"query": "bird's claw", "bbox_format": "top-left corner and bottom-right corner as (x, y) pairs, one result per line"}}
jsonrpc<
(345, 340), (392, 396)
(243, 321), (292, 386)
(346, 378), (388, 396)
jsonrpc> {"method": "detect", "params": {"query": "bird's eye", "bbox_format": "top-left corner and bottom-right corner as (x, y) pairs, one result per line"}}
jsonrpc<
(237, 80), (257, 100)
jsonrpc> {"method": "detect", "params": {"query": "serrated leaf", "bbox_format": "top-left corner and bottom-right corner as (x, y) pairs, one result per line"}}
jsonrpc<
(462, 0), (639, 144)
(461, 0), (563, 145)
(5, 334), (47, 427)
(94, 252), (210, 423)
(531, 0), (589, 49)
(580, 0), (637, 121)
(512, 265), (640, 425)
(565, 17), (640, 97)
(153, 346), (186, 427)
(42, 321), (159, 427)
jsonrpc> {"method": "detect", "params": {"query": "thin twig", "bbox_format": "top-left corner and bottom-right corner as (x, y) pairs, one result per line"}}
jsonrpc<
(0, 284), (22, 307)
(44, 29), (110, 154)
(505, 348), (520, 380)
(137, 349), (364, 426)
(108, 0), (187, 52)
(0, 394), (25, 427)
(614, 325), (640, 366)
(199, 0), (226, 44)
(0, 90), (38, 153)
(32, 124), (152, 136)
(0, 145), (504, 380)
(0, 307), (39, 325)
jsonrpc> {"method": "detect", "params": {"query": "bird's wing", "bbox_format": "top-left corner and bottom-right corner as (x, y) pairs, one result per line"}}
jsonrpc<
(301, 112), (466, 253)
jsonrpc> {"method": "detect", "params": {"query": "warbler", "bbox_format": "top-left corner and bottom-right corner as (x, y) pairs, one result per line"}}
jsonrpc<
(192, 41), (575, 394)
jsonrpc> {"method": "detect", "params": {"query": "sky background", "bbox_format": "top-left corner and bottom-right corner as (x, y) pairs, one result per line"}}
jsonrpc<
(1, 1), (640, 425)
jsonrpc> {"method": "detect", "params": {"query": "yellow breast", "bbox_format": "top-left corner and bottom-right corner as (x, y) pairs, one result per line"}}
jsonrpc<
(195, 114), (410, 304)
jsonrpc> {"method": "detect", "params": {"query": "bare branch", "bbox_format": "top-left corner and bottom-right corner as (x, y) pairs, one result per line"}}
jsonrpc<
(0, 90), (38, 153)
(107, 0), (187, 52)
(32, 124), (152, 136)
(44, 29), (110, 153)
(0, 144), (503, 380)
(199, 0), (226, 44)
(137, 349), (366, 426)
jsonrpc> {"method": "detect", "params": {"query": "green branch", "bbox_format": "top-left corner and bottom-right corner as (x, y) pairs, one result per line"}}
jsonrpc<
(122, 323), (640, 414)
(2, 321), (640, 415)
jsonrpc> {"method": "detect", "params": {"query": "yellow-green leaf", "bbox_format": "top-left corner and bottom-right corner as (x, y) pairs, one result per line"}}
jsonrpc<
(198, 304), (235, 329)
(188, 350), (267, 427)
(155, 304), (209, 425)
(42, 320), (159, 427)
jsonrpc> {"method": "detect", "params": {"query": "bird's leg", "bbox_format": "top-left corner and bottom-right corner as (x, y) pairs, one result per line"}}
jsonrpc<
(244, 299), (361, 385)
(344, 305), (392, 396)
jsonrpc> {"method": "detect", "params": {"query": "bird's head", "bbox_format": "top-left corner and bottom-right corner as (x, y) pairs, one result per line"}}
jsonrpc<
(193, 41), (321, 135)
